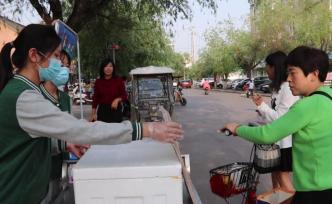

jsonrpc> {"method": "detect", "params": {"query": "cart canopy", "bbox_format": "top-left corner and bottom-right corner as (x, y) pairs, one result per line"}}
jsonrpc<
(130, 66), (174, 75)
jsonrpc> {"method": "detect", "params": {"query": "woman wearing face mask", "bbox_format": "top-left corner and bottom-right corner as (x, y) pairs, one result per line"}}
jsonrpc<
(0, 24), (184, 204)
(90, 59), (127, 123)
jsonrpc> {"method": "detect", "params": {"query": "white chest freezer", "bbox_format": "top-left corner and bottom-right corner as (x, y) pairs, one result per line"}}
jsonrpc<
(73, 140), (183, 204)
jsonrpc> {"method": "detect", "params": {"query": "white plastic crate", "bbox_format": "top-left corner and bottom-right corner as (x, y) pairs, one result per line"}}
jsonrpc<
(73, 140), (183, 204)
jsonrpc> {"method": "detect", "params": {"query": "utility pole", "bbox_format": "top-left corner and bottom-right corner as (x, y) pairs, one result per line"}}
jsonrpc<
(190, 26), (196, 65)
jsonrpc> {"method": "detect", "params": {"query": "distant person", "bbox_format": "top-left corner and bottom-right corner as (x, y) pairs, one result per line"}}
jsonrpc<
(203, 79), (211, 95)
(248, 79), (254, 97)
(90, 59), (127, 123)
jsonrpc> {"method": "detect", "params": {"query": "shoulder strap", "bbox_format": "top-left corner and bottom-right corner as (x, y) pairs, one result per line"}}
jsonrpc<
(310, 91), (332, 101)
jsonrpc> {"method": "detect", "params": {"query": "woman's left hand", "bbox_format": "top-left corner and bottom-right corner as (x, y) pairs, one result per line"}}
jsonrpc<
(252, 94), (263, 106)
(221, 123), (240, 136)
(111, 98), (121, 109)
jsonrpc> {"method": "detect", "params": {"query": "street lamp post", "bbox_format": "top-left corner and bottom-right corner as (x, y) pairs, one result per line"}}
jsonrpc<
(111, 44), (120, 64)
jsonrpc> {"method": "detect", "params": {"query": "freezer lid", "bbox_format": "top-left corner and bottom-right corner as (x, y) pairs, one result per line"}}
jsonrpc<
(73, 140), (182, 180)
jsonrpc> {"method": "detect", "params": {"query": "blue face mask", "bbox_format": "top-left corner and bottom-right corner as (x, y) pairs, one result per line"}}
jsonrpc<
(39, 58), (69, 87)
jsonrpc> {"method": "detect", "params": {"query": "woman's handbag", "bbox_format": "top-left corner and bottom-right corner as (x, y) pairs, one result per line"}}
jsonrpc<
(253, 144), (280, 174)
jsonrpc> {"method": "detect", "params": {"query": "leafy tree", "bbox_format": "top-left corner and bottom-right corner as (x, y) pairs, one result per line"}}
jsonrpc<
(78, 12), (182, 78)
(294, 0), (332, 51)
(230, 30), (264, 78)
(1, 0), (215, 78)
(253, 0), (332, 52)
(194, 21), (257, 80)
(1, 0), (217, 33)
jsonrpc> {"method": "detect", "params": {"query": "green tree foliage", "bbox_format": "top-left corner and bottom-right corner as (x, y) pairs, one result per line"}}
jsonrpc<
(230, 30), (265, 78)
(192, 0), (332, 80)
(294, 0), (332, 51)
(194, 21), (260, 79)
(253, 0), (332, 52)
(78, 12), (184, 78)
(1, 0), (216, 78)
(1, 0), (217, 33)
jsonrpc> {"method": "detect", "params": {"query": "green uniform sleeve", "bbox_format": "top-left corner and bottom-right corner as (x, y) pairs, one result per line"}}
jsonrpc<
(236, 98), (314, 144)
(131, 122), (143, 141)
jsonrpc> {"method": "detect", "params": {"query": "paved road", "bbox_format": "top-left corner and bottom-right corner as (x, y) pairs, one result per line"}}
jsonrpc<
(71, 89), (273, 204)
(172, 88), (272, 204)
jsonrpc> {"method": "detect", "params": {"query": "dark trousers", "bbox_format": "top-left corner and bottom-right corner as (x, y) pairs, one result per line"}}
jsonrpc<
(291, 189), (332, 204)
(97, 104), (123, 123)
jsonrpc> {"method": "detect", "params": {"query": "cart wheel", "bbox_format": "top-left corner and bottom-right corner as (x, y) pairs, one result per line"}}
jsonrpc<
(180, 98), (187, 106)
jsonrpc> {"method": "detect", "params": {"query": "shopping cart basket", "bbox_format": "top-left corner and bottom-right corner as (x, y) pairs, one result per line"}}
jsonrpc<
(210, 162), (259, 200)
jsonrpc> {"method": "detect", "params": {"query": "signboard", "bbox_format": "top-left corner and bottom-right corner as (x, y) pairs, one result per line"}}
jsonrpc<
(53, 20), (84, 119)
(54, 20), (78, 75)
(54, 21), (77, 61)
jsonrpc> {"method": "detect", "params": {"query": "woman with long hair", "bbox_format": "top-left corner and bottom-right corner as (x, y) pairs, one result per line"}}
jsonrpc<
(90, 59), (127, 122)
(252, 51), (299, 192)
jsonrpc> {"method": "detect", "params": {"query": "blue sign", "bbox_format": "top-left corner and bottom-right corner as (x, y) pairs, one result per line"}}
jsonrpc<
(54, 20), (78, 60)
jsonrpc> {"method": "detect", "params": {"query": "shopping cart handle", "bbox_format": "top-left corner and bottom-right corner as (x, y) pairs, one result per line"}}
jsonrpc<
(219, 128), (233, 136)
(248, 122), (260, 127)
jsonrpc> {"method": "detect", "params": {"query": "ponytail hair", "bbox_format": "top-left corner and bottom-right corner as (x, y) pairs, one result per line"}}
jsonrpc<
(0, 24), (61, 92)
(0, 43), (15, 91)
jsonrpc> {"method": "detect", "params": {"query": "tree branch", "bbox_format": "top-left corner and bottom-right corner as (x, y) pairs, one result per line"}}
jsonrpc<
(66, 0), (109, 32)
(49, 0), (63, 20)
(29, 0), (52, 24)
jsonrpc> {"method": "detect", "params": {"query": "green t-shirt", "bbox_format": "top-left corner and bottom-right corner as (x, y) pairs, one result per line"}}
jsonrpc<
(237, 86), (332, 191)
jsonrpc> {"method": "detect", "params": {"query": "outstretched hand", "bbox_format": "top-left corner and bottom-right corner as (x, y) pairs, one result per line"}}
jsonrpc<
(144, 122), (184, 143)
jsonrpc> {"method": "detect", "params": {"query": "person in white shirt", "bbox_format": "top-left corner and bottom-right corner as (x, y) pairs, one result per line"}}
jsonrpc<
(248, 79), (254, 97)
(252, 51), (300, 192)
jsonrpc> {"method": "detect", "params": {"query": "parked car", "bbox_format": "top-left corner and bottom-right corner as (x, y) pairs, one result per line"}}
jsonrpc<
(261, 84), (271, 93)
(256, 79), (272, 92)
(230, 79), (244, 89)
(179, 79), (192, 88)
(254, 76), (269, 88)
(193, 80), (201, 88)
(235, 78), (250, 90)
(216, 79), (232, 89)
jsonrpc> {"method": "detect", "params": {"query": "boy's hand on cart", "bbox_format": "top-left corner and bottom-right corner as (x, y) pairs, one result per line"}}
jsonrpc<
(144, 122), (184, 143)
(252, 93), (263, 106)
(67, 143), (90, 158)
(220, 123), (240, 136)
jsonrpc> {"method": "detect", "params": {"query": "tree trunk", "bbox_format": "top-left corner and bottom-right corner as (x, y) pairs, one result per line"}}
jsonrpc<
(246, 68), (252, 79)
(213, 73), (217, 89)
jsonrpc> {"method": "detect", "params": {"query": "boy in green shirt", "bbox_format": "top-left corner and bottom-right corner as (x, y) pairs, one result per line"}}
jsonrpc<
(223, 46), (332, 204)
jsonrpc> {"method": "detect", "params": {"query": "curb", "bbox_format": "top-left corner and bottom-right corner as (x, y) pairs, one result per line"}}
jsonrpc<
(193, 87), (271, 97)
